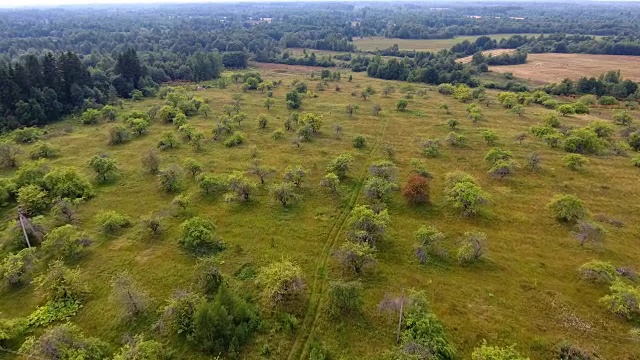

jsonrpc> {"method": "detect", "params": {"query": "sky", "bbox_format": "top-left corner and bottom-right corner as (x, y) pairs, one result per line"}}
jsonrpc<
(0, 0), (636, 7)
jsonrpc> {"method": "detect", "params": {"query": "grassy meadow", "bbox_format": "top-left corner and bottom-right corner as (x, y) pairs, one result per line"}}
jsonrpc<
(1, 69), (640, 359)
(354, 34), (542, 52)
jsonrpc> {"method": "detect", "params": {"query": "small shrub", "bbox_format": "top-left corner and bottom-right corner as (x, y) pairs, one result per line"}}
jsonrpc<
(29, 142), (60, 159)
(574, 220), (606, 247)
(632, 156), (640, 167)
(255, 260), (305, 307)
(0, 248), (37, 286)
(457, 231), (486, 264)
(42, 224), (90, 260)
(600, 279), (640, 319)
(471, 340), (528, 360)
(598, 96), (617, 106)
(327, 154), (354, 179)
(272, 129), (285, 140)
(13, 127), (44, 144)
(158, 165), (183, 192)
(613, 111), (633, 126)
(178, 217), (225, 254)
(270, 182), (301, 207)
(444, 172), (489, 216)
(327, 280), (363, 318)
(195, 257), (224, 299)
(141, 149), (161, 174)
(321, 172), (340, 194)
(109, 125), (131, 145)
(43, 167), (94, 200)
(88, 154), (118, 182)
(396, 99), (408, 111)
(17, 184), (49, 215)
(96, 211), (131, 233)
(224, 132), (246, 147)
(563, 154), (589, 171)
(447, 132), (467, 147)
(110, 272), (151, 319)
(482, 130), (498, 145)
(19, 323), (107, 359)
(35, 260), (88, 302)
(578, 260), (618, 283)
(447, 119), (459, 129)
(547, 194), (588, 222)
(352, 135), (366, 149)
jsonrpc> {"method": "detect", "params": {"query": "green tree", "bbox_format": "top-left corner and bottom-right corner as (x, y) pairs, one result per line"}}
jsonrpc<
(179, 217), (225, 254)
(471, 340), (529, 360)
(327, 154), (354, 179)
(396, 99), (408, 111)
(158, 165), (183, 192)
(110, 272), (151, 319)
(444, 172), (489, 216)
(42, 225), (88, 260)
(35, 260), (88, 302)
(270, 182), (301, 207)
(88, 154), (117, 182)
(17, 184), (49, 215)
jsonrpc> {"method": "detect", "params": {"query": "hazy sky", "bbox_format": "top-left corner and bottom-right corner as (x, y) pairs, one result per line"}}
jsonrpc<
(1, 0), (277, 8)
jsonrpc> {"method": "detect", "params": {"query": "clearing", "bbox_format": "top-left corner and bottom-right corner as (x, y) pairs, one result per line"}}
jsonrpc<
(354, 34), (541, 52)
(488, 53), (640, 84)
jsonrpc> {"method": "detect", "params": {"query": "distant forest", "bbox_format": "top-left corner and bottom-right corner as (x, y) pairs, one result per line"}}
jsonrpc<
(1, 2), (640, 130)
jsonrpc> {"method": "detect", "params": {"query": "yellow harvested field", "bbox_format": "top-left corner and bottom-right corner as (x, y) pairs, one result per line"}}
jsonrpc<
(488, 53), (640, 84)
(457, 49), (516, 63)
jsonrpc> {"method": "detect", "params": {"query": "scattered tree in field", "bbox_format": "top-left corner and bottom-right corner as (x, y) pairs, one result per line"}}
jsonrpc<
(352, 135), (366, 149)
(255, 260), (305, 307)
(457, 231), (486, 264)
(42, 224), (90, 260)
(600, 279), (640, 319)
(543, 114), (561, 128)
(345, 205), (389, 246)
(346, 104), (359, 117)
(172, 193), (192, 211)
(447, 118), (459, 130)
(299, 112), (323, 134)
(484, 148), (512, 165)
(482, 130), (498, 145)
(574, 220), (606, 246)
(563, 153), (589, 171)
(334, 241), (376, 275)
(327, 280), (364, 318)
(232, 112), (247, 127)
(96, 211), (131, 234)
(382, 85), (395, 97)
(270, 182), (301, 207)
(189, 130), (205, 151)
(88, 154), (118, 182)
(372, 104), (382, 115)
(321, 172), (340, 194)
(547, 194), (588, 222)
(447, 132), (467, 147)
(142, 213), (163, 238)
(515, 132), (527, 145)
(183, 158), (203, 177)
(286, 90), (302, 109)
(35, 260), (88, 302)
(444, 172), (489, 216)
(511, 104), (524, 117)
(396, 99), (408, 111)
(363, 176), (398, 203)
(264, 97), (275, 111)
(110, 272), (151, 320)
(199, 103), (211, 118)
(421, 139), (441, 158)
(402, 174), (430, 205)
(158, 165), (183, 193)
(628, 132), (640, 151)
(327, 154), (354, 179)
(127, 118), (150, 136)
(578, 260), (618, 283)
(257, 114), (268, 129)
(633, 156), (640, 168)
(225, 171), (256, 203)
(527, 153), (542, 171)
(179, 217), (225, 254)
(439, 103), (450, 114)
(283, 165), (307, 187)
(414, 226), (446, 263)
(19, 323), (107, 360)
(157, 131), (178, 150)
(198, 174), (226, 196)
(43, 167), (94, 200)
(488, 159), (518, 179)
(0, 248), (37, 286)
(109, 125), (131, 145)
(141, 149), (161, 174)
(17, 184), (49, 215)
(248, 159), (275, 185)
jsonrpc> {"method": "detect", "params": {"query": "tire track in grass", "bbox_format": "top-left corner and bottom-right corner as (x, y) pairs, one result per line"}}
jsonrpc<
(287, 114), (390, 360)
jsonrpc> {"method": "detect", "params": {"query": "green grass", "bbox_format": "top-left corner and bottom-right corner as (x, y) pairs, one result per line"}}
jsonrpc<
(1, 70), (640, 359)
(354, 33), (542, 52)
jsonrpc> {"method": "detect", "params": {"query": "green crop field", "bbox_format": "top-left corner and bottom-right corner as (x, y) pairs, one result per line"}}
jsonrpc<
(1, 69), (640, 360)
(354, 34), (542, 52)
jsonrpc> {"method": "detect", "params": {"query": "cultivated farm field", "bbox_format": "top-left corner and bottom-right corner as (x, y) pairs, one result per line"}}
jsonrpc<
(488, 53), (640, 84)
(1, 69), (640, 359)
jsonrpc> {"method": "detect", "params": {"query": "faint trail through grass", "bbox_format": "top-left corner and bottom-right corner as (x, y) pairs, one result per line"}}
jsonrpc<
(287, 114), (390, 360)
